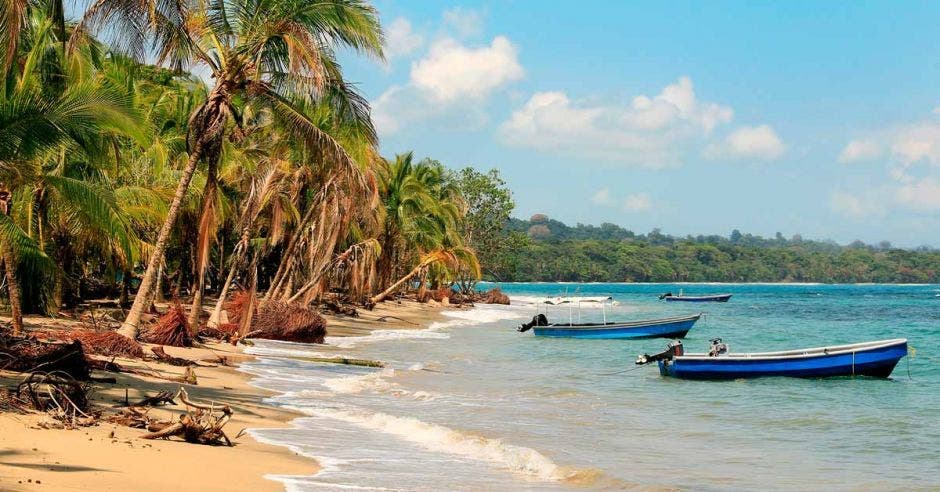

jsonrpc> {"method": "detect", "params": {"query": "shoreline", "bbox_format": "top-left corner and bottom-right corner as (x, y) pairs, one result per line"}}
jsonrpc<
(0, 299), (449, 491)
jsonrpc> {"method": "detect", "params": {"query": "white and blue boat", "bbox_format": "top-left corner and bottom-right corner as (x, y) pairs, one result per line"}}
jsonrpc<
(659, 292), (732, 302)
(518, 313), (702, 339)
(636, 338), (908, 379)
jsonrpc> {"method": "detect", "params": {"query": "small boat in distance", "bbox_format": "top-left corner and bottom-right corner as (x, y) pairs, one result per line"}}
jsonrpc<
(659, 292), (732, 302)
(635, 338), (908, 379)
(518, 313), (702, 339)
(541, 295), (613, 305)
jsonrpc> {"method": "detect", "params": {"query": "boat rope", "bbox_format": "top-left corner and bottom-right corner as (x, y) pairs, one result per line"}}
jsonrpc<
(597, 365), (647, 376)
(851, 351), (855, 377)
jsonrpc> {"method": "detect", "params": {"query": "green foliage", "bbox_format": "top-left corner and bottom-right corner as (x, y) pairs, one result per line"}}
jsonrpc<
(501, 217), (940, 283)
(446, 167), (522, 282)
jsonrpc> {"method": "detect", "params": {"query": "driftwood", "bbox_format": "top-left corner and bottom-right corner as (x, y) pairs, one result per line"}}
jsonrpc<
(13, 371), (96, 427)
(151, 346), (195, 366)
(298, 356), (384, 368)
(139, 387), (233, 446)
(133, 390), (177, 407)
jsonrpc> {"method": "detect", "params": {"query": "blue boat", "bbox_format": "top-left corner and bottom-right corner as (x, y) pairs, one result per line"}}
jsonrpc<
(518, 313), (702, 339)
(636, 338), (908, 379)
(659, 292), (732, 302)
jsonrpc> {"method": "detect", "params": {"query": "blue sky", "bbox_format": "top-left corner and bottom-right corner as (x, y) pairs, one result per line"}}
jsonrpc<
(339, 1), (940, 247)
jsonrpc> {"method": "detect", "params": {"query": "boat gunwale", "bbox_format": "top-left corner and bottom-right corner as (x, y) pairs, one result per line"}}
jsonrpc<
(664, 294), (732, 300)
(538, 313), (702, 331)
(675, 338), (907, 361)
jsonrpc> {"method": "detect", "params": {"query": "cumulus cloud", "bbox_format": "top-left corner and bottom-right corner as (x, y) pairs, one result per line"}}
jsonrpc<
(890, 122), (940, 165)
(829, 190), (886, 220)
(591, 188), (614, 206)
(838, 139), (882, 163)
(498, 77), (734, 167)
(895, 177), (940, 212)
(704, 125), (785, 161)
(590, 188), (653, 211)
(373, 36), (523, 135)
(443, 7), (484, 37)
(385, 18), (423, 58)
(411, 36), (523, 102)
(623, 193), (653, 212)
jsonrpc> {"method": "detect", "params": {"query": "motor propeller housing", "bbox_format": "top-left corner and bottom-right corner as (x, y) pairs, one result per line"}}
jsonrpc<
(518, 314), (548, 332)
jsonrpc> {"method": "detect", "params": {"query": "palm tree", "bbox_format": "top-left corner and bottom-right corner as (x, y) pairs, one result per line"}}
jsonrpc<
(0, 74), (141, 333)
(75, 0), (385, 338)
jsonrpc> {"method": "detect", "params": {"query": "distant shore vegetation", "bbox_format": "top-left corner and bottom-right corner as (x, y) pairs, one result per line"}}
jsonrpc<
(489, 216), (940, 284)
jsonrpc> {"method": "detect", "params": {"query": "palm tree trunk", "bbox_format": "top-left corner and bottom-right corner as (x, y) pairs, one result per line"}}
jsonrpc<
(119, 143), (202, 339)
(2, 251), (23, 336)
(188, 164), (218, 328)
(370, 262), (428, 305)
(265, 204), (318, 302)
(208, 237), (247, 327)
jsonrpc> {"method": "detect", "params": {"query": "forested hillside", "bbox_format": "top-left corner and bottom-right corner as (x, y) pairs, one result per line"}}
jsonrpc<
(490, 216), (940, 283)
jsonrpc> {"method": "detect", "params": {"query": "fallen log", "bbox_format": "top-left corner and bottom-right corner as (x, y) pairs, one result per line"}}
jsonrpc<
(139, 387), (232, 446)
(297, 356), (384, 368)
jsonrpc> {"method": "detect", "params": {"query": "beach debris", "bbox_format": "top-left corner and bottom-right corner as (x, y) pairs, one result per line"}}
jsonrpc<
(106, 406), (152, 428)
(33, 329), (144, 359)
(139, 387), (233, 446)
(132, 390), (177, 407)
(144, 301), (193, 347)
(13, 371), (97, 427)
(198, 322), (238, 342)
(300, 356), (384, 368)
(323, 295), (358, 317)
(250, 300), (327, 343)
(150, 346), (196, 366)
(479, 287), (510, 305)
(430, 287), (454, 303)
(224, 290), (254, 326)
(0, 338), (91, 380)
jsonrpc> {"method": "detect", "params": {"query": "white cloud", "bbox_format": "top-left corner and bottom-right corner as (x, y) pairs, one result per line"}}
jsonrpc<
(890, 122), (940, 165)
(838, 139), (882, 163)
(591, 188), (614, 206)
(411, 36), (523, 102)
(498, 77), (734, 167)
(385, 18), (423, 58)
(704, 125), (785, 161)
(443, 7), (484, 38)
(933, 106), (940, 116)
(372, 36), (523, 135)
(895, 177), (940, 212)
(829, 190), (886, 220)
(623, 193), (652, 212)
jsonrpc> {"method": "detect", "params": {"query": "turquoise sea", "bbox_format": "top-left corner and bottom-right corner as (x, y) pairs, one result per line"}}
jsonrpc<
(241, 283), (939, 491)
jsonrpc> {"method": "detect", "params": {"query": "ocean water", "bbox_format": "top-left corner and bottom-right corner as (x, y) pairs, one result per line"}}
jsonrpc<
(241, 283), (940, 491)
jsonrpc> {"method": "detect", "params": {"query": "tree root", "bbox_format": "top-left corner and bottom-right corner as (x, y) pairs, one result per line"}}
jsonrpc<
(138, 387), (233, 446)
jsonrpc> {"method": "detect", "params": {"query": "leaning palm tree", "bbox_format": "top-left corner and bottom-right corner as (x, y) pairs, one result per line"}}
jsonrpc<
(76, 0), (385, 338)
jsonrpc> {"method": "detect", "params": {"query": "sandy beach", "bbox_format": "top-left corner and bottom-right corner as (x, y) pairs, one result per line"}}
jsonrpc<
(0, 299), (447, 491)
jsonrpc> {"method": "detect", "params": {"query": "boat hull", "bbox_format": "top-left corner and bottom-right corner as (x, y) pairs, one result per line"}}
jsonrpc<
(658, 340), (907, 379)
(664, 294), (732, 303)
(533, 315), (700, 339)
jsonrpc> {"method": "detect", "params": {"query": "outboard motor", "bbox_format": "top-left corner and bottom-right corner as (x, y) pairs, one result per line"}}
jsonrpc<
(636, 340), (684, 365)
(518, 314), (549, 332)
(708, 338), (728, 357)
(658, 292), (673, 300)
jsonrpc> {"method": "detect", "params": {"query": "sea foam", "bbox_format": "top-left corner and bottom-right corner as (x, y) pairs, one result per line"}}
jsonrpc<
(302, 406), (588, 483)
